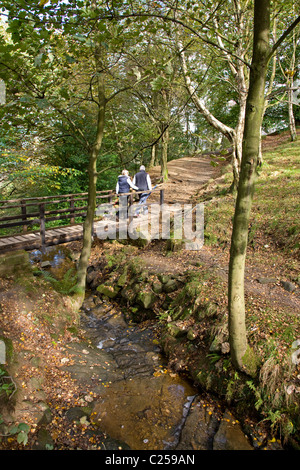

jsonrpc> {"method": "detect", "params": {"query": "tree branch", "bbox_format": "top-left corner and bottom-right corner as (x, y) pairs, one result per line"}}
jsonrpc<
(269, 14), (300, 59)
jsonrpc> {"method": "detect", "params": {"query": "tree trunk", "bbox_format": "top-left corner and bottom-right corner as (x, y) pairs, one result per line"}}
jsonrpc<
(287, 75), (297, 141)
(228, 0), (271, 374)
(149, 143), (157, 167)
(160, 123), (169, 182)
(76, 83), (106, 296)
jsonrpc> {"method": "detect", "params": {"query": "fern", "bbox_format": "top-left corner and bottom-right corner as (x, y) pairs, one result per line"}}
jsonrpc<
(246, 380), (263, 410)
(41, 268), (78, 295)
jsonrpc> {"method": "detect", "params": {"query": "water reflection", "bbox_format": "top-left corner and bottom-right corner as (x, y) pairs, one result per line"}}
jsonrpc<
(29, 246), (69, 267)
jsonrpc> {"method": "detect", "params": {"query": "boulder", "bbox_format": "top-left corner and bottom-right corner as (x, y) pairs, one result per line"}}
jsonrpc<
(152, 281), (163, 294)
(120, 286), (137, 303)
(137, 290), (156, 309)
(163, 279), (178, 293)
(32, 428), (54, 450)
(117, 269), (128, 287)
(280, 280), (297, 293)
(167, 322), (188, 338)
(97, 284), (120, 299)
(166, 238), (184, 252)
(213, 410), (253, 450)
(0, 250), (32, 277)
(158, 274), (170, 284)
(187, 329), (197, 341)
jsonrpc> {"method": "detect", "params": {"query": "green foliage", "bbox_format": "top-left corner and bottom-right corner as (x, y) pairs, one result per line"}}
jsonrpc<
(9, 422), (31, 446)
(246, 380), (264, 411)
(40, 268), (80, 295)
(0, 149), (81, 198)
(0, 368), (16, 398)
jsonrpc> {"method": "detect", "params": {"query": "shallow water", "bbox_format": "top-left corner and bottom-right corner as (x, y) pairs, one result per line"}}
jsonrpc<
(93, 374), (196, 450)
(29, 245), (69, 267)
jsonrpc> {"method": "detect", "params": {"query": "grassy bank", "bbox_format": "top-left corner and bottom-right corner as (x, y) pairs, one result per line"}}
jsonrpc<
(193, 130), (300, 444)
(204, 131), (300, 261)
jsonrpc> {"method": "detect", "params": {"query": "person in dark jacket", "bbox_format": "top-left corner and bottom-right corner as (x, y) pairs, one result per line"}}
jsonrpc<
(115, 170), (138, 219)
(132, 165), (152, 216)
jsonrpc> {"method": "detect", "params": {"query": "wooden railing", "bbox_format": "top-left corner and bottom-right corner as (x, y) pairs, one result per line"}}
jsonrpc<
(0, 187), (164, 247)
(0, 191), (113, 240)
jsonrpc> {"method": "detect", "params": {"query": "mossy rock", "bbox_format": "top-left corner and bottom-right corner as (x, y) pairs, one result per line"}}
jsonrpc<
(241, 346), (260, 377)
(32, 428), (54, 450)
(187, 329), (197, 341)
(163, 279), (178, 293)
(158, 274), (170, 284)
(140, 270), (150, 281)
(171, 306), (193, 321)
(96, 284), (120, 299)
(117, 268), (128, 287)
(152, 281), (163, 294)
(136, 290), (156, 309)
(121, 287), (137, 303)
(128, 230), (152, 248)
(0, 250), (32, 277)
(167, 322), (188, 338)
(128, 258), (145, 275)
(196, 302), (218, 320)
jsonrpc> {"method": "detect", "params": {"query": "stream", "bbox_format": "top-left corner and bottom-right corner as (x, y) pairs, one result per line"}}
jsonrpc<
(30, 246), (256, 451)
(79, 302), (198, 450)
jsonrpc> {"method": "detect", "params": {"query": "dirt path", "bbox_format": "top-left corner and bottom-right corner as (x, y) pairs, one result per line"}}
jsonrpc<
(149, 153), (224, 204)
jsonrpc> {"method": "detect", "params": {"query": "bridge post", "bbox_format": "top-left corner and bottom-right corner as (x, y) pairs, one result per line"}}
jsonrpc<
(21, 199), (27, 233)
(160, 189), (164, 206)
(128, 193), (134, 225)
(108, 191), (113, 205)
(159, 189), (164, 231)
(39, 203), (46, 248)
(70, 195), (75, 224)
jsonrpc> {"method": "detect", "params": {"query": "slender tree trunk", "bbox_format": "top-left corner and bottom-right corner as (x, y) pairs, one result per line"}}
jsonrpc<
(160, 123), (169, 181)
(149, 143), (157, 167)
(287, 75), (297, 141)
(228, 0), (271, 374)
(160, 89), (170, 182)
(287, 10), (298, 142)
(213, 6), (249, 187)
(76, 82), (106, 295)
(155, 142), (160, 166)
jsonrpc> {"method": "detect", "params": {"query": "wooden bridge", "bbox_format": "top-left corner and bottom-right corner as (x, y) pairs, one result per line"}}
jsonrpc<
(0, 188), (164, 254)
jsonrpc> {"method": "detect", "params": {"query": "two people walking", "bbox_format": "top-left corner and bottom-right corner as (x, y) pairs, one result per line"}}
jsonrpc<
(116, 165), (152, 218)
